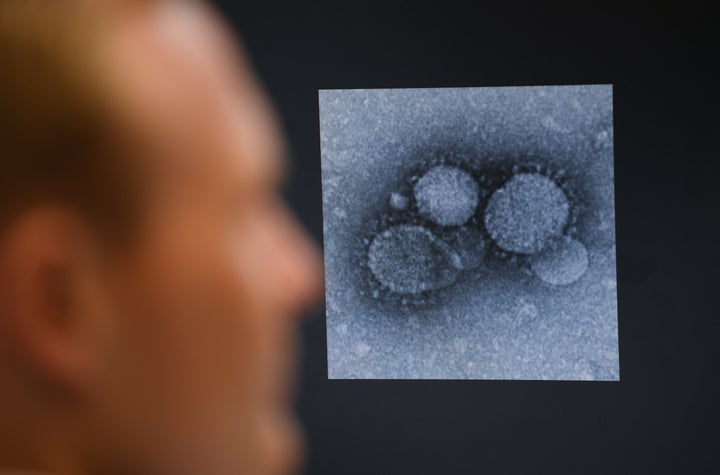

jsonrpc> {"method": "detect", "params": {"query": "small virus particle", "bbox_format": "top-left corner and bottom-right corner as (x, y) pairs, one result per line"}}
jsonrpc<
(354, 342), (371, 358)
(594, 128), (613, 150)
(603, 277), (617, 290)
(413, 165), (480, 226)
(389, 192), (409, 210)
(530, 237), (589, 286)
(367, 224), (461, 294)
(484, 172), (570, 254)
(515, 299), (538, 320)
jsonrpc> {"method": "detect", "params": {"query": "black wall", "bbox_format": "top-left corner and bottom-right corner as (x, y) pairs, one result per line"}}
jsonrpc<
(214, 1), (717, 473)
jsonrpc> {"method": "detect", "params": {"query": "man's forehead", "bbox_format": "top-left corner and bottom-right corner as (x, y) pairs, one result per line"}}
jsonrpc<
(99, 0), (286, 191)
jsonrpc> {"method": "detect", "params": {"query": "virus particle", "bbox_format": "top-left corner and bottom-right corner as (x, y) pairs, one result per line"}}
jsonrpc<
(484, 172), (569, 254)
(413, 165), (479, 226)
(447, 226), (486, 270)
(389, 192), (409, 210)
(530, 237), (589, 286)
(367, 224), (461, 294)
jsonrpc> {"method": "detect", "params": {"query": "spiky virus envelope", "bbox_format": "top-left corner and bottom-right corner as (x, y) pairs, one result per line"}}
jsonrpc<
(319, 85), (619, 380)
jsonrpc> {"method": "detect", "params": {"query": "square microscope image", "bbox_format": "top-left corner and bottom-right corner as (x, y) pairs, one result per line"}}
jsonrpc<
(319, 85), (619, 380)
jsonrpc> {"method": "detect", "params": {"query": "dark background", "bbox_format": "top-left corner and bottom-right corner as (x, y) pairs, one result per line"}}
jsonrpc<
(214, 1), (717, 473)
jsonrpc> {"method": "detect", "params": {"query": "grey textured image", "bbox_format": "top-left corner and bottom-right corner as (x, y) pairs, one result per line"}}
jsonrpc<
(319, 85), (619, 381)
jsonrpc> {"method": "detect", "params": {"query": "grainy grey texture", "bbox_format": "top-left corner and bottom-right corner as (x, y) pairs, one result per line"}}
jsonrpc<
(319, 85), (618, 380)
(368, 225), (461, 294)
(484, 172), (569, 254)
(415, 165), (479, 226)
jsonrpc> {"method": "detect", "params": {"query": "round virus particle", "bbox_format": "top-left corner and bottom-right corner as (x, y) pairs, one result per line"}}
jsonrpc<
(484, 172), (570, 254)
(530, 237), (589, 286)
(414, 165), (480, 226)
(367, 224), (461, 294)
(389, 192), (409, 210)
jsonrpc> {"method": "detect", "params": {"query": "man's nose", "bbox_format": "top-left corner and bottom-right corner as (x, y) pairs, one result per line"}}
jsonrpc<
(272, 204), (324, 319)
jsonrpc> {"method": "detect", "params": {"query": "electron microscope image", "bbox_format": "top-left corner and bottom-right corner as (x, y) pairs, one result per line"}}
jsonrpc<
(319, 85), (619, 380)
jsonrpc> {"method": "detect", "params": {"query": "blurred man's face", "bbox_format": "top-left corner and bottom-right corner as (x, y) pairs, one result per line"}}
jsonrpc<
(81, 3), (322, 475)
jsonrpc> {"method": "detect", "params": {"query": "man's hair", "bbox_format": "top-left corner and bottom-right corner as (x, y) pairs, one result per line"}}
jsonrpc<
(0, 0), (155, 242)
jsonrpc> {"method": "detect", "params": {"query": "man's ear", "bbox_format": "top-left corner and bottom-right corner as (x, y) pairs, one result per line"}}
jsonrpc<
(0, 205), (104, 391)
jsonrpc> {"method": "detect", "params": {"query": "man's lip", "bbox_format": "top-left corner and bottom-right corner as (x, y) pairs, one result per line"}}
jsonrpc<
(270, 335), (302, 406)
(283, 364), (300, 403)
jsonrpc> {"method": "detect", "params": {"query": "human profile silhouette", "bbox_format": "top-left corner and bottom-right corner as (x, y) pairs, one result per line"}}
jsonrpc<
(0, 1), (323, 474)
